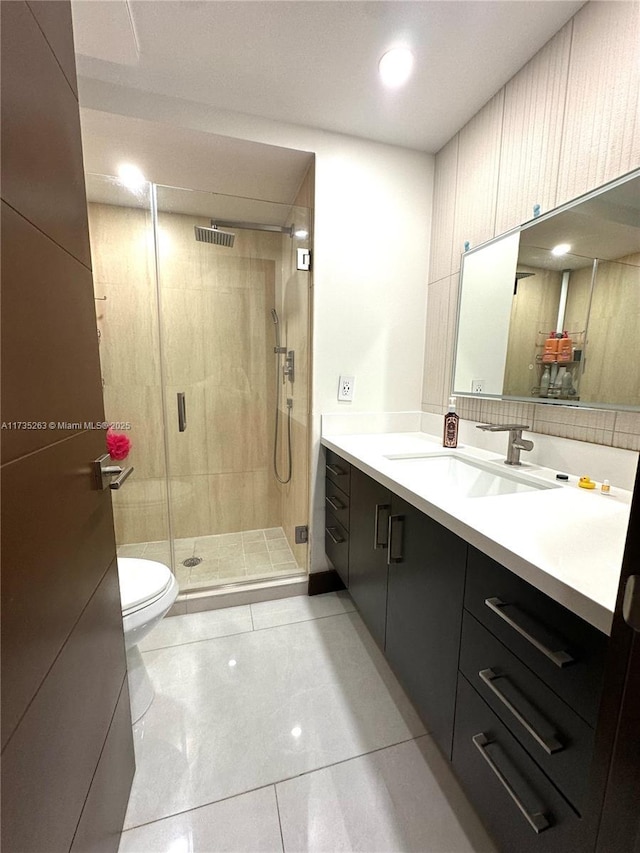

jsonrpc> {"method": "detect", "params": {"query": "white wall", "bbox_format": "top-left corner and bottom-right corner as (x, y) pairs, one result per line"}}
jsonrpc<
(78, 79), (434, 571)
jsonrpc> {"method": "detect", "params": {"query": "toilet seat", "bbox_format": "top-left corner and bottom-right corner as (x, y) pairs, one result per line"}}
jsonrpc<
(118, 558), (174, 616)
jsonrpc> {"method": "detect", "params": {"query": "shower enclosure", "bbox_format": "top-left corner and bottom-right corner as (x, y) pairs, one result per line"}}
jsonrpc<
(86, 174), (312, 595)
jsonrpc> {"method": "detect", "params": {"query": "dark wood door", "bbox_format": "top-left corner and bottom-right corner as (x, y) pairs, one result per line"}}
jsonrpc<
(349, 467), (390, 648)
(385, 495), (467, 757)
(592, 460), (640, 852)
(1, 3), (134, 851)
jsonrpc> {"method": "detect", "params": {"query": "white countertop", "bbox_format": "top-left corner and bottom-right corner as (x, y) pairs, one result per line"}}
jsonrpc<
(321, 431), (632, 635)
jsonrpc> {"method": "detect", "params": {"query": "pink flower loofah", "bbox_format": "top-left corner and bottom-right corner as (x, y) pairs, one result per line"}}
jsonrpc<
(106, 428), (131, 461)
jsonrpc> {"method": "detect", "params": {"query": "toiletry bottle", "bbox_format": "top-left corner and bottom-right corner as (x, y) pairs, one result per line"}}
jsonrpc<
(557, 331), (573, 363)
(543, 332), (558, 362)
(540, 365), (551, 397)
(561, 367), (573, 397)
(443, 396), (459, 448)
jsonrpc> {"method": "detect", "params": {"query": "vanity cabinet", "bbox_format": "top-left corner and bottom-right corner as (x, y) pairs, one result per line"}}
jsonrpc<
(348, 466), (391, 648)
(452, 547), (607, 851)
(385, 493), (467, 758)
(332, 459), (468, 757)
(322, 447), (608, 852)
(324, 450), (351, 587)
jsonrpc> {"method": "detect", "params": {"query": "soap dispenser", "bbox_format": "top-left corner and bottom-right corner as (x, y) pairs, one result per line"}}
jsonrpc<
(443, 396), (459, 448)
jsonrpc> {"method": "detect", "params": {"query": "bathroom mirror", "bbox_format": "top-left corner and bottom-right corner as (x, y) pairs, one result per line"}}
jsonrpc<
(452, 169), (640, 410)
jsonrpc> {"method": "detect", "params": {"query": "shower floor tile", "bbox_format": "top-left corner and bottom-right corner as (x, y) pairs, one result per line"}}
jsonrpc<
(117, 528), (303, 592)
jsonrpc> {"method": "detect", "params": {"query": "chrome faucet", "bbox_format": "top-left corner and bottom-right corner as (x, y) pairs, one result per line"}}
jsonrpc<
(476, 423), (534, 466)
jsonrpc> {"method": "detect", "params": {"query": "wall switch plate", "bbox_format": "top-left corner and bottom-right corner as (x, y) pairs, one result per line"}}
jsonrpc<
(471, 379), (484, 393)
(338, 375), (355, 401)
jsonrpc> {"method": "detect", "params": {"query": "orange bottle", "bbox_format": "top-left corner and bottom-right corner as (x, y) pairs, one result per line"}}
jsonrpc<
(557, 332), (573, 362)
(542, 332), (558, 363)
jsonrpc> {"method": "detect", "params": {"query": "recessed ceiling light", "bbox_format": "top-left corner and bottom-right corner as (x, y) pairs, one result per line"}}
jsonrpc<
(379, 47), (414, 88)
(117, 163), (146, 191)
(551, 243), (571, 256)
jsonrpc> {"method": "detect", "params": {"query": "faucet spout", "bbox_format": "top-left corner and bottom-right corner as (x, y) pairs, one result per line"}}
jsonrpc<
(476, 423), (534, 466)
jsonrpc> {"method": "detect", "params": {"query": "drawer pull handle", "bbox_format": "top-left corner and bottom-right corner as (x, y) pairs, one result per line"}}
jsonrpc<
(326, 495), (345, 511)
(327, 464), (347, 476)
(374, 504), (390, 549)
(478, 669), (564, 755)
(326, 526), (345, 545)
(472, 733), (550, 834)
(484, 598), (574, 668)
(387, 514), (404, 564)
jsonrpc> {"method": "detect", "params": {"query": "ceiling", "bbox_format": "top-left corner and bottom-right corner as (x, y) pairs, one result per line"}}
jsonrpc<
(72, 0), (584, 153)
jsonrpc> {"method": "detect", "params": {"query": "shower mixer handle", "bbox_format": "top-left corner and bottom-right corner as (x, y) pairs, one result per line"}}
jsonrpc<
(274, 346), (287, 354)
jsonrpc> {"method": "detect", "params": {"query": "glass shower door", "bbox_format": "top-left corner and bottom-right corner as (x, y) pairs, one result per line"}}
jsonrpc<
(154, 184), (311, 592)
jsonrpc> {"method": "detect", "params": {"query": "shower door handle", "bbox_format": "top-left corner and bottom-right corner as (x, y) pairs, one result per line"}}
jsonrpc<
(177, 392), (187, 432)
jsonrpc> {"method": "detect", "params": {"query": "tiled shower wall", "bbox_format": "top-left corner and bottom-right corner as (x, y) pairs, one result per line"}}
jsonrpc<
(90, 201), (311, 558)
(422, 0), (640, 450)
(89, 202), (172, 546)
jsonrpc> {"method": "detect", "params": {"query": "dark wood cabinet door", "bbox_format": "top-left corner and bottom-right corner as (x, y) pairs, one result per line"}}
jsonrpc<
(348, 467), (390, 648)
(385, 495), (467, 757)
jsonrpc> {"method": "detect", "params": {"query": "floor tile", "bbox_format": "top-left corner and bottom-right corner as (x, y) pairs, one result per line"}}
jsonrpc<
(174, 537), (196, 562)
(123, 611), (425, 828)
(264, 527), (284, 539)
(244, 540), (270, 555)
(251, 592), (355, 631)
(266, 537), (289, 552)
(271, 549), (296, 566)
(242, 529), (265, 543)
(119, 785), (283, 853)
(117, 543), (147, 558)
(138, 605), (253, 652)
(141, 542), (172, 565)
(276, 736), (496, 853)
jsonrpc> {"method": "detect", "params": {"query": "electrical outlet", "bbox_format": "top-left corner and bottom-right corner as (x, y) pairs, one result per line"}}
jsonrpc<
(338, 375), (355, 401)
(471, 379), (484, 393)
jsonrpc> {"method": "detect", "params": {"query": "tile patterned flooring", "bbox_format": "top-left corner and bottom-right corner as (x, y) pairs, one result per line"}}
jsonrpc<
(117, 527), (303, 591)
(119, 593), (496, 852)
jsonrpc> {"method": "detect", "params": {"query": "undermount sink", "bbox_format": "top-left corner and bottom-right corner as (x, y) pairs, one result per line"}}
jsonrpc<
(383, 452), (558, 498)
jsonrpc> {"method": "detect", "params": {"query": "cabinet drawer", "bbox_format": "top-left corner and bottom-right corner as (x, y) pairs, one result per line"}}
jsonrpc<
(325, 514), (349, 587)
(325, 478), (350, 530)
(465, 548), (607, 727)
(325, 449), (351, 495)
(460, 611), (594, 812)
(453, 675), (588, 853)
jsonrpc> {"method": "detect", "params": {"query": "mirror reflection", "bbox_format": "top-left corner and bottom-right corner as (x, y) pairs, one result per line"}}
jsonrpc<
(453, 170), (640, 410)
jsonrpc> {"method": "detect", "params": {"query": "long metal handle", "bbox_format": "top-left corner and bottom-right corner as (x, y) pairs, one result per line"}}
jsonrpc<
(326, 495), (345, 511)
(326, 526), (345, 545)
(374, 503), (390, 549)
(387, 514), (404, 564)
(478, 669), (563, 755)
(327, 463), (346, 476)
(177, 392), (187, 432)
(472, 733), (550, 833)
(109, 466), (134, 490)
(485, 597), (574, 668)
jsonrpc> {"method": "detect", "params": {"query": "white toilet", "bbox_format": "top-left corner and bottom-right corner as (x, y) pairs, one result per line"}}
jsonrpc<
(117, 557), (179, 723)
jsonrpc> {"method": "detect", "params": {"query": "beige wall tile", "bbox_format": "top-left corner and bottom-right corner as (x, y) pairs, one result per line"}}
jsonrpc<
(557, 1), (640, 205)
(169, 475), (212, 539)
(112, 477), (170, 544)
(496, 23), (572, 234)
(103, 384), (167, 480)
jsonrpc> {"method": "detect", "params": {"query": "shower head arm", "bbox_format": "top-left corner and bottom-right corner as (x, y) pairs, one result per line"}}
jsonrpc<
(212, 219), (294, 237)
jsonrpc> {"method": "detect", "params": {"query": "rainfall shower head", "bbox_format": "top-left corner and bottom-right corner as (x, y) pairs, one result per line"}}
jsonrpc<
(194, 224), (235, 248)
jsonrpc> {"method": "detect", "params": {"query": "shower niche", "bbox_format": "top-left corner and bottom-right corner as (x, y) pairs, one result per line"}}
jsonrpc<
(86, 173), (313, 594)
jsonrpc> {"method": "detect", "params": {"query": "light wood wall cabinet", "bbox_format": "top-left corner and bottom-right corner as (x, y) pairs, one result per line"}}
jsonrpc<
(423, 0), (640, 449)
